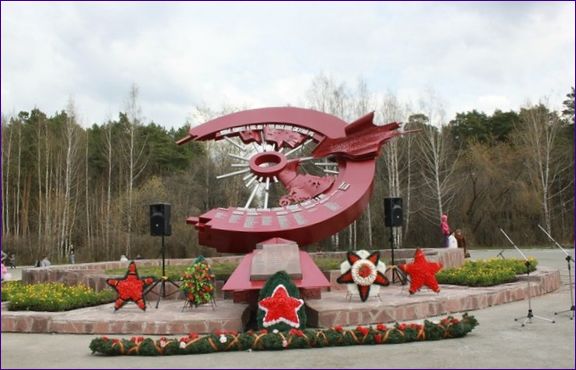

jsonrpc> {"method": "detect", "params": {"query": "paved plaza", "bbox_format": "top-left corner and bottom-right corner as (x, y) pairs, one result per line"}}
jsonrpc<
(1, 249), (575, 368)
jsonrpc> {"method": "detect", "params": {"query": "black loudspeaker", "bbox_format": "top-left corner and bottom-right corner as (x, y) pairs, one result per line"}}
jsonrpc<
(150, 203), (171, 236)
(384, 197), (403, 227)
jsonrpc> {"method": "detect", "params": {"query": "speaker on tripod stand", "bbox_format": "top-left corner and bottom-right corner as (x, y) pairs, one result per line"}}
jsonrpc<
(147, 203), (180, 308)
(384, 197), (407, 285)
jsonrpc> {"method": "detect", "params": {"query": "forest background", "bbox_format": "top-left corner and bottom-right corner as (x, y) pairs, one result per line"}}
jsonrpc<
(2, 77), (573, 264)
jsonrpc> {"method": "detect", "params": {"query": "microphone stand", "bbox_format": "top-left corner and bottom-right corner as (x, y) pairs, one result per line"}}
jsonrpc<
(537, 224), (574, 320)
(385, 226), (408, 285)
(499, 228), (555, 327)
(145, 234), (180, 308)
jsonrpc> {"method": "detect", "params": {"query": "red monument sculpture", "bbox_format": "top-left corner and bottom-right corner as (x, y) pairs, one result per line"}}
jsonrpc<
(177, 107), (412, 299)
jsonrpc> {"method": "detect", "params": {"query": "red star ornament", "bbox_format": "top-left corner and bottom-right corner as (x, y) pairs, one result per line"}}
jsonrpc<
(400, 248), (443, 295)
(337, 251), (389, 302)
(258, 284), (304, 328)
(106, 261), (155, 311)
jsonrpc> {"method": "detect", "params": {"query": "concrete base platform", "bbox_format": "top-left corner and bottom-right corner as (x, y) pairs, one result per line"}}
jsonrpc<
(2, 267), (560, 335)
(1, 300), (250, 335)
(306, 266), (560, 327)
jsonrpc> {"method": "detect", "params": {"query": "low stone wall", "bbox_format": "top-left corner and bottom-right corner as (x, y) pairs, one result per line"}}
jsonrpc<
(20, 257), (244, 298)
(21, 248), (463, 297)
(312, 248), (464, 269)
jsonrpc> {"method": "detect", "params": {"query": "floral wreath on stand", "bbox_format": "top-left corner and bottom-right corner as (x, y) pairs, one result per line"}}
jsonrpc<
(180, 256), (216, 308)
(337, 250), (389, 302)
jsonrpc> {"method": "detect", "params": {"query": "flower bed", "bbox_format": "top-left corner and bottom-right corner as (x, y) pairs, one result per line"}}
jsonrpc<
(89, 313), (478, 355)
(1, 281), (115, 311)
(437, 258), (538, 287)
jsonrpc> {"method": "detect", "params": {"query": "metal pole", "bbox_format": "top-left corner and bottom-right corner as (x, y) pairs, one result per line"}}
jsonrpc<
(499, 228), (528, 260)
(538, 224), (574, 260)
(390, 226), (395, 266)
(161, 235), (166, 279)
(499, 228), (555, 326)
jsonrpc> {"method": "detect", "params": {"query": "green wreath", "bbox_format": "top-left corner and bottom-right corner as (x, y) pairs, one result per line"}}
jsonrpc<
(89, 314), (479, 356)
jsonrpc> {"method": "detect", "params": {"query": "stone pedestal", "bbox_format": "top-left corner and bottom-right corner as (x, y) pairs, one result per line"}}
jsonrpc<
(222, 238), (330, 301)
(250, 238), (302, 280)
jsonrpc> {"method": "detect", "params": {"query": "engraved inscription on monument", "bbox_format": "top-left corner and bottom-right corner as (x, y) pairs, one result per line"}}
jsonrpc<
(250, 240), (302, 281)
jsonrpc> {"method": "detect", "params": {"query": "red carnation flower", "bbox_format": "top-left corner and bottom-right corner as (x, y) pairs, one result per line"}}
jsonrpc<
(130, 336), (144, 344)
(356, 326), (369, 336)
(188, 332), (199, 340)
(376, 323), (387, 331)
(289, 328), (304, 337)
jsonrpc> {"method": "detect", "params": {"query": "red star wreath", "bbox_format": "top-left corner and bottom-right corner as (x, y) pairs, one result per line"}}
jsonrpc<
(258, 284), (304, 328)
(400, 248), (443, 295)
(337, 251), (389, 302)
(106, 261), (155, 311)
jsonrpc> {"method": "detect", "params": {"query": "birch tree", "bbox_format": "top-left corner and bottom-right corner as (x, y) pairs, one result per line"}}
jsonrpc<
(104, 121), (114, 259)
(58, 101), (82, 258)
(379, 94), (408, 248)
(122, 84), (148, 257)
(415, 95), (459, 225)
(517, 103), (569, 234)
(2, 115), (13, 237)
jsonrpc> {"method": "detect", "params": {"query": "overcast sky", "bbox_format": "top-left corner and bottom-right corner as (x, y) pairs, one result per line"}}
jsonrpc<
(2, 1), (574, 128)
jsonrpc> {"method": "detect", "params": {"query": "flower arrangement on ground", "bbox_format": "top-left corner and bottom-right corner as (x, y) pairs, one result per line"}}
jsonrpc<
(89, 313), (478, 356)
(336, 250), (389, 302)
(400, 248), (443, 295)
(180, 256), (215, 307)
(257, 270), (306, 331)
(106, 261), (155, 311)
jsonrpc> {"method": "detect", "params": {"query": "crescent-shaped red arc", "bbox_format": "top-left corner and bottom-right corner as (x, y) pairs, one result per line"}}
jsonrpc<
(178, 107), (406, 254)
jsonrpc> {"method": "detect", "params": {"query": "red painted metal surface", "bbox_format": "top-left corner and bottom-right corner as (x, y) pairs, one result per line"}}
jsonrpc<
(178, 107), (406, 254)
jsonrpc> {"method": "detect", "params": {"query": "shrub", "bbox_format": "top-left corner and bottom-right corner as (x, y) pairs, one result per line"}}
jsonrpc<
(3, 282), (115, 311)
(437, 257), (538, 287)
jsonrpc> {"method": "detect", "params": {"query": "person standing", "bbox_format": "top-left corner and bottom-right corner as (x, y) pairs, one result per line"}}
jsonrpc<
(454, 229), (469, 258)
(440, 214), (451, 248)
(69, 248), (76, 264)
(40, 256), (51, 267)
(8, 254), (16, 268)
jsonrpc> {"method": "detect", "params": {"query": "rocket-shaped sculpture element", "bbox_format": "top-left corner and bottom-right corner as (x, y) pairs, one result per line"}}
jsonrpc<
(312, 112), (417, 161)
